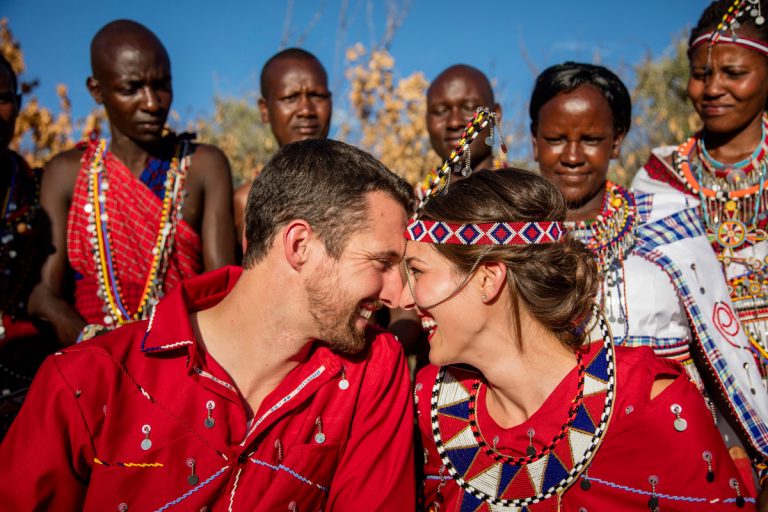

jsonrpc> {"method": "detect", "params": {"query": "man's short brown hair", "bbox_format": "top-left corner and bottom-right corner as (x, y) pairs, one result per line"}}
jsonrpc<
(242, 139), (414, 267)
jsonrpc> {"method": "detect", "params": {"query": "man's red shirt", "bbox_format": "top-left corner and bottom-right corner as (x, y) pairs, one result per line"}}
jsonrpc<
(0, 266), (415, 510)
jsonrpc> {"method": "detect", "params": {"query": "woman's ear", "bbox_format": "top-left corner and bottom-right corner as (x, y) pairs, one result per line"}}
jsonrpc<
(477, 261), (507, 303)
(610, 129), (626, 159)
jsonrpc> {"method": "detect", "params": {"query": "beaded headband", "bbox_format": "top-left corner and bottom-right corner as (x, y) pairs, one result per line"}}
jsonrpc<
(690, 0), (768, 57)
(406, 220), (565, 245)
(408, 107), (565, 247)
(691, 33), (768, 56)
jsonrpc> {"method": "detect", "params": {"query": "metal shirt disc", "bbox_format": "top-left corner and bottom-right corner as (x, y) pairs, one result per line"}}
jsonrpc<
(141, 439), (152, 451)
(314, 432), (326, 444)
(204, 418), (215, 429)
(338, 379), (349, 390)
(187, 474), (199, 486)
(674, 417), (688, 432)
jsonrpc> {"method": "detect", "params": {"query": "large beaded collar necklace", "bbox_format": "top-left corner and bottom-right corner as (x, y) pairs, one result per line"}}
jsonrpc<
(430, 309), (616, 509)
(566, 182), (637, 330)
(85, 137), (189, 327)
(672, 115), (768, 255)
(672, 114), (768, 369)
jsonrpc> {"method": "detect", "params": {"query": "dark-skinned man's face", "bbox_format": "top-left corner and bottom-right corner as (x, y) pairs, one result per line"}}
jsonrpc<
(259, 58), (331, 147)
(426, 72), (497, 165)
(88, 42), (172, 145)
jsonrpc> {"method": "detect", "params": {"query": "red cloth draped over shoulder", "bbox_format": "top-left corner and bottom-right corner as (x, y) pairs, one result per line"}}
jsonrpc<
(66, 138), (202, 325)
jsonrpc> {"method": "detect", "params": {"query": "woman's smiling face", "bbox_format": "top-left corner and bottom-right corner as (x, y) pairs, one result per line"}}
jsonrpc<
(400, 241), (487, 367)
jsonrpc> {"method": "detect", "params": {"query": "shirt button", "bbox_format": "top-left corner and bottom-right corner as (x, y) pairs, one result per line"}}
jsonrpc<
(200, 507), (209, 512)
(118, 504), (128, 512)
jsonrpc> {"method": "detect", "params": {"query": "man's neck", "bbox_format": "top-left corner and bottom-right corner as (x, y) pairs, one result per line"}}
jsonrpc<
(108, 128), (168, 177)
(192, 268), (314, 417)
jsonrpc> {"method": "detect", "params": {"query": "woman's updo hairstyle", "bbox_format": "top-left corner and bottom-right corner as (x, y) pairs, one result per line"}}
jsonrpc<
(690, 0), (768, 47)
(420, 168), (599, 349)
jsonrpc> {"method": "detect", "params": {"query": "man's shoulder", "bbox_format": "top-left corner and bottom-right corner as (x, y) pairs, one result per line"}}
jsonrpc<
(329, 326), (407, 379)
(41, 147), (85, 192)
(51, 320), (150, 376)
(188, 142), (230, 172)
(365, 325), (406, 361)
(45, 146), (86, 175)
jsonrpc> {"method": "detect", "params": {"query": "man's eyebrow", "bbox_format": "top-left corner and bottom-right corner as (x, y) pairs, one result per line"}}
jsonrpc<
(404, 256), (427, 265)
(371, 250), (402, 260)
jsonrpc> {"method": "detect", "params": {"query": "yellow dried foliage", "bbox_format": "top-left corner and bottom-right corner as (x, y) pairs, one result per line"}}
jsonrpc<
(195, 96), (275, 187)
(1, 18), (102, 167)
(342, 45), (438, 184)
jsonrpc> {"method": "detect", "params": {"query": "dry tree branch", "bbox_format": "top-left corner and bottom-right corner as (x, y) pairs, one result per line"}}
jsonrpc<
(279, 0), (295, 50)
(296, 0), (328, 46)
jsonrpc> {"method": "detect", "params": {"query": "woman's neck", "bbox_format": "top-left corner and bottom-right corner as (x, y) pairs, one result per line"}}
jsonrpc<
(702, 112), (764, 164)
(468, 320), (577, 428)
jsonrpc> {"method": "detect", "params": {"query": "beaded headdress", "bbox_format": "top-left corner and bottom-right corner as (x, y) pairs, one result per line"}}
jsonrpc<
(407, 107), (566, 246)
(404, 108), (567, 310)
(690, 0), (768, 58)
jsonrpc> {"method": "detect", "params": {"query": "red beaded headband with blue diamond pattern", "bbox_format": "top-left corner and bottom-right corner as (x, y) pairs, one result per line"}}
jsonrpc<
(406, 220), (566, 245)
(409, 107), (565, 246)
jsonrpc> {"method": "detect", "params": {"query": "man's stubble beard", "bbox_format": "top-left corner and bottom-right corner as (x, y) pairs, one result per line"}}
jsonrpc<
(305, 259), (367, 355)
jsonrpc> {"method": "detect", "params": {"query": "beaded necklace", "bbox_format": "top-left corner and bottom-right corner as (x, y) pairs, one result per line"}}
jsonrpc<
(673, 115), (768, 368)
(85, 138), (189, 327)
(430, 311), (616, 509)
(566, 182), (636, 338)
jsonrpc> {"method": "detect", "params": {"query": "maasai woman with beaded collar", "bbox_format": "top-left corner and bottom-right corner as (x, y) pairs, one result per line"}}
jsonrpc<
(406, 166), (757, 510)
(532, 61), (768, 491)
(633, 0), (768, 487)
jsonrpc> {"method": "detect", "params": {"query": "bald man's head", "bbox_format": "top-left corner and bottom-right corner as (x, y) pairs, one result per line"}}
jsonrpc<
(426, 64), (500, 165)
(87, 19), (173, 145)
(427, 64), (495, 106)
(90, 20), (170, 81)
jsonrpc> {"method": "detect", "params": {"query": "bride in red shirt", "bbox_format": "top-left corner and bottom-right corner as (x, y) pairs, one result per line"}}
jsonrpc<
(403, 167), (758, 510)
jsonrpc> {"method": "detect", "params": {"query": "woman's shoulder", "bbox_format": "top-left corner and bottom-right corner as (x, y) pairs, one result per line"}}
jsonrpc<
(613, 345), (683, 405)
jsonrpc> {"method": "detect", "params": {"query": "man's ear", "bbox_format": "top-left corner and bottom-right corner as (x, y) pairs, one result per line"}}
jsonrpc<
(282, 219), (313, 270)
(86, 76), (103, 105)
(258, 97), (270, 124)
(477, 261), (507, 303)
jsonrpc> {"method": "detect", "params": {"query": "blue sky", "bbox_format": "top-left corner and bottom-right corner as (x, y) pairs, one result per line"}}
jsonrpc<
(4, 0), (703, 133)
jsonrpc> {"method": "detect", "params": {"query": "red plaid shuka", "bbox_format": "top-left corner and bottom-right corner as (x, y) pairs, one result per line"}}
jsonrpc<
(66, 138), (202, 325)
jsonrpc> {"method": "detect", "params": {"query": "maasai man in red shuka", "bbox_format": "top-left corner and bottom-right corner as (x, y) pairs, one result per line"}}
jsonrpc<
(29, 20), (236, 345)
